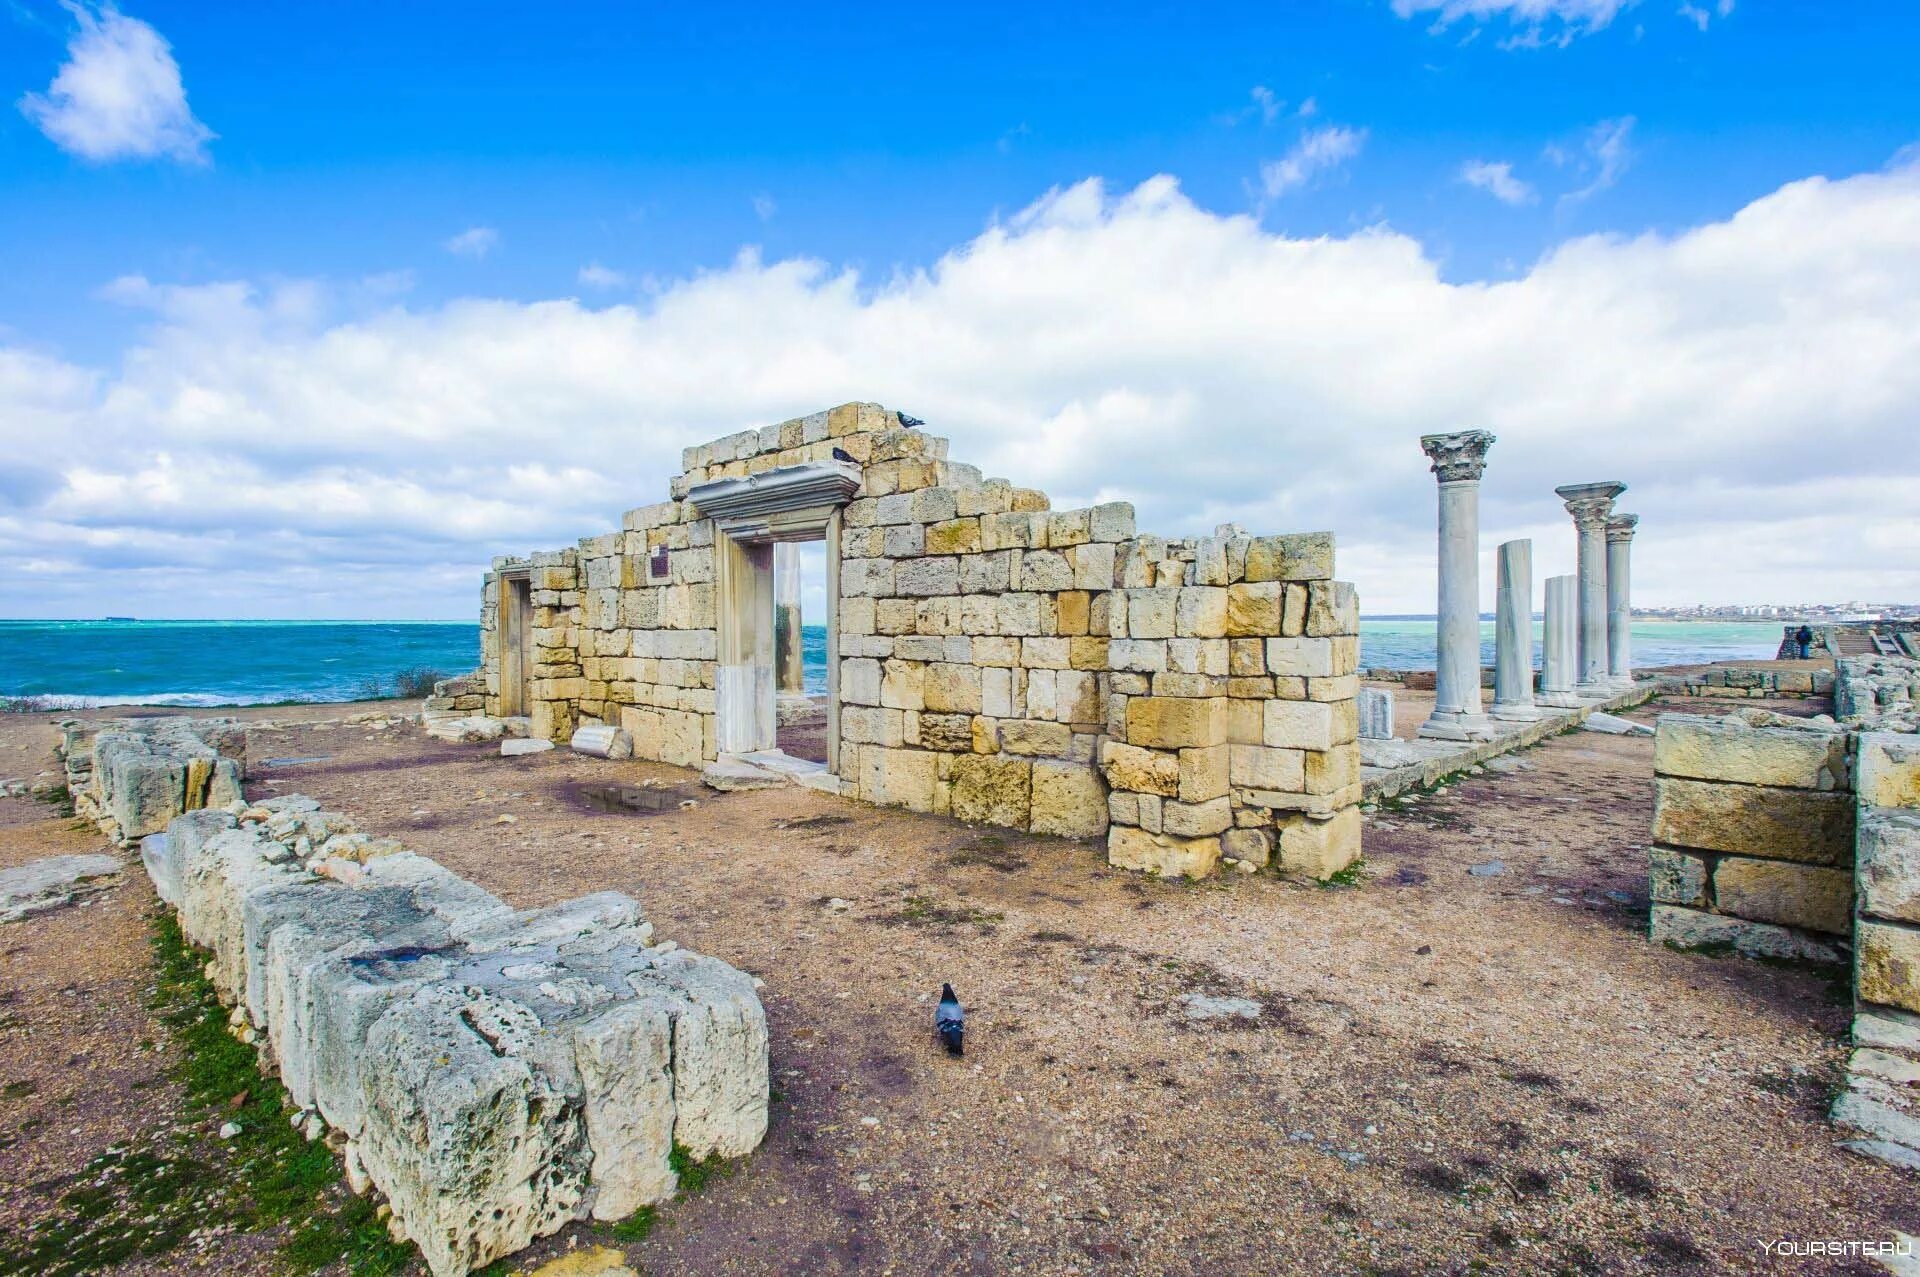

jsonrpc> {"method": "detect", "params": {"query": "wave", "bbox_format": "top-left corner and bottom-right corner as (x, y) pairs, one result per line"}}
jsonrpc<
(8, 691), (359, 709)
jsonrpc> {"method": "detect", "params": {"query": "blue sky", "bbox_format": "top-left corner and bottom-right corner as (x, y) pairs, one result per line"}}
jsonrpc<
(1, 1), (1917, 619)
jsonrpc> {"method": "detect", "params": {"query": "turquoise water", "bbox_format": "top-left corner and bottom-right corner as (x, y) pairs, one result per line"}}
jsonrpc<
(0, 617), (1781, 708)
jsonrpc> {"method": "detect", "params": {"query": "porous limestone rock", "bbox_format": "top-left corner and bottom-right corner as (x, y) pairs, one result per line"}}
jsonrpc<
(502, 738), (557, 757)
(0, 853), (122, 923)
(1652, 777), (1854, 864)
(570, 725), (634, 759)
(1654, 711), (1848, 790)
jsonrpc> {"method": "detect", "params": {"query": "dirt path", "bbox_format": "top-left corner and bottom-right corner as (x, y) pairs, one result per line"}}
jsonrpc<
(1, 693), (1912, 1275)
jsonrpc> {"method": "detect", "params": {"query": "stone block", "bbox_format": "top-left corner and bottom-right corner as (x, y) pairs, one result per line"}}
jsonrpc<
(1266, 637), (1335, 678)
(1650, 904), (1847, 963)
(1648, 846), (1710, 908)
(1001, 720), (1073, 757)
(1126, 697), (1225, 750)
(1074, 542), (1116, 591)
(1276, 808), (1361, 879)
(1164, 796), (1231, 837)
(1029, 761), (1109, 839)
(1358, 687), (1394, 740)
(919, 713), (974, 753)
(1018, 550), (1076, 592)
(1712, 856), (1852, 935)
(1106, 827), (1220, 879)
(860, 746), (938, 812)
(1859, 809), (1920, 924)
(1859, 733), (1920, 809)
(924, 663), (984, 714)
(842, 657), (882, 706)
(949, 754), (1033, 827)
(1305, 581), (1359, 637)
(1175, 588), (1229, 638)
(1652, 777), (1854, 864)
(1229, 744), (1305, 792)
(1101, 741), (1180, 796)
(1244, 532), (1334, 583)
(1056, 591), (1091, 636)
(1178, 744), (1230, 803)
(1089, 501), (1135, 542)
(1110, 639), (1168, 673)
(1264, 699), (1334, 751)
(881, 659), (926, 711)
(896, 557), (960, 597)
(1856, 921), (1920, 1015)
(569, 726), (633, 759)
(1225, 582), (1282, 637)
(1222, 828), (1272, 869)
(1653, 713), (1848, 790)
(1125, 590), (1177, 640)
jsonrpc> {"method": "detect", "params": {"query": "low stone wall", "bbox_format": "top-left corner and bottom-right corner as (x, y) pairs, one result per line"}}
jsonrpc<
(145, 794), (768, 1277)
(1648, 710), (1855, 960)
(1663, 666), (1834, 700)
(1834, 733), (1920, 1170)
(1836, 654), (1920, 730)
(60, 716), (247, 847)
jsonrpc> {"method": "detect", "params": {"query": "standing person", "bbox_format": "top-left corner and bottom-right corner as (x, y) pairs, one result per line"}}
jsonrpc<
(1795, 624), (1814, 659)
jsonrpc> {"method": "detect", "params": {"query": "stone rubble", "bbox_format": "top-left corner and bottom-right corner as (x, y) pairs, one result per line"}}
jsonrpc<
(0, 853), (123, 922)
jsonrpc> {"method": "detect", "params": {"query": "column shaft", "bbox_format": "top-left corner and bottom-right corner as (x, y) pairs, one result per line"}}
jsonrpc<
(1606, 515), (1638, 688)
(1420, 431), (1497, 741)
(1491, 539), (1537, 721)
(1554, 482), (1626, 697)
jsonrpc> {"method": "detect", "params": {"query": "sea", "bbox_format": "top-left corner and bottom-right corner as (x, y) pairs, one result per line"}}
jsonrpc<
(0, 617), (1787, 709)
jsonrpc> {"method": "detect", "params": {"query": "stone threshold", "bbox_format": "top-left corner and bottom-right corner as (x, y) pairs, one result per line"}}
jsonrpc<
(1360, 682), (1658, 802)
(702, 750), (842, 795)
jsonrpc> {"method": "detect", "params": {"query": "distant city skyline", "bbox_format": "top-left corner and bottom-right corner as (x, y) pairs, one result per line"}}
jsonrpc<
(1, 2), (1916, 619)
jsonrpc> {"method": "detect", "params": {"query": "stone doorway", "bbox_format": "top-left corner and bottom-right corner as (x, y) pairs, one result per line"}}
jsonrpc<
(694, 458), (860, 774)
(497, 571), (533, 718)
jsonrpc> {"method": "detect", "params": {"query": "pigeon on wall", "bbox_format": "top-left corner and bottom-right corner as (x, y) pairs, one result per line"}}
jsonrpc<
(935, 983), (964, 1056)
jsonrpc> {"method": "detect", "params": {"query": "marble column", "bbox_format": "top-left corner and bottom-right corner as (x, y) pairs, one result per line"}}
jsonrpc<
(1539, 574), (1582, 708)
(1606, 514), (1638, 690)
(1491, 539), (1537, 721)
(1554, 481), (1626, 696)
(773, 542), (806, 696)
(1419, 430), (1498, 741)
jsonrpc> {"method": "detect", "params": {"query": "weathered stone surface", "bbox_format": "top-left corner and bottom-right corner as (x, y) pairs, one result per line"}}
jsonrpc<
(1859, 732), (1920, 809)
(1859, 808), (1920, 925)
(1649, 904), (1846, 964)
(1711, 855), (1852, 935)
(1100, 741), (1179, 796)
(1357, 687), (1394, 740)
(1276, 808), (1360, 879)
(1654, 712), (1848, 790)
(1647, 846), (1710, 908)
(1106, 826), (1220, 878)
(949, 755), (1032, 827)
(1858, 921), (1920, 1016)
(1126, 697), (1224, 749)
(702, 759), (786, 791)
(502, 738), (557, 756)
(0, 853), (122, 923)
(1652, 777), (1854, 864)
(1221, 827), (1272, 869)
(1028, 761), (1107, 839)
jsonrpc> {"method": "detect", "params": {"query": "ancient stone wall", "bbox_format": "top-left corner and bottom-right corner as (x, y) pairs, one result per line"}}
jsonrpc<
(1834, 732), (1920, 1169)
(60, 716), (247, 847)
(1665, 666), (1834, 700)
(143, 793), (768, 1277)
(1648, 710), (1855, 958)
(479, 402), (1362, 877)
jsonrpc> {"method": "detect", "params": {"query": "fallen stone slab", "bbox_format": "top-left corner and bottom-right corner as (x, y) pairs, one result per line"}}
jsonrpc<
(570, 725), (634, 759)
(0, 853), (123, 922)
(702, 758), (786, 792)
(1582, 711), (1654, 736)
(502, 738), (557, 757)
(424, 714), (509, 743)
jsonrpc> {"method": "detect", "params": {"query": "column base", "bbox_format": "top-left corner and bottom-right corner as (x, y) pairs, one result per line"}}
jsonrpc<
(1489, 702), (1540, 722)
(1419, 712), (1498, 741)
(1537, 692), (1585, 708)
(1575, 680), (1613, 698)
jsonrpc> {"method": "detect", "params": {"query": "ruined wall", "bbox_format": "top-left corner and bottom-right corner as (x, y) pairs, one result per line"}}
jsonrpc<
(1648, 710), (1855, 957)
(480, 402), (1362, 878)
(1666, 666), (1834, 700)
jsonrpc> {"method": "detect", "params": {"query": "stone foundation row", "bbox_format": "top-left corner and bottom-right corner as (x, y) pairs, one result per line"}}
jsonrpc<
(142, 795), (768, 1276)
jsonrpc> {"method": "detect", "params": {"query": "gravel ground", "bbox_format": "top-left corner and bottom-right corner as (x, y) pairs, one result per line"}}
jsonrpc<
(0, 687), (1913, 1276)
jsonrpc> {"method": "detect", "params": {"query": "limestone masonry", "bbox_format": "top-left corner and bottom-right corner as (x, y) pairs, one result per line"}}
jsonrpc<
(478, 403), (1363, 879)
(1650, 653), (1920, 1172)
(60, 717), (771, 1277)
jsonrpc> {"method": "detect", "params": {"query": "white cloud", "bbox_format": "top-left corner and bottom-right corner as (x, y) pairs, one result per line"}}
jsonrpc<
(1258, 125), (1367, 204)
(1559, 116), (1636, 202)
(577, 262), (627, 290)
(2, 155), (1918, 619)
(444, 227), (499, 259)
(752, 194), (778, 222)
(1394, 0), (1727, 43)
(1460, 159), (1537, 205)
(18, 1), (213, 164)
(1218, 86), (1283, 127)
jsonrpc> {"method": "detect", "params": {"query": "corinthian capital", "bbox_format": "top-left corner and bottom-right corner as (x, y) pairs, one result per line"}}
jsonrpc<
(1555, 481), (1626, 530)
(1420, 430), (1496, 483)
(1606, 514), (1639, 544)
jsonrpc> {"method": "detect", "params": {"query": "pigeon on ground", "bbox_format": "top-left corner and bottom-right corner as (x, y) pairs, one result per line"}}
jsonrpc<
(934, 983), (964, 1056)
